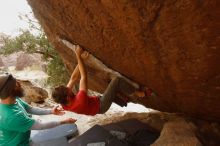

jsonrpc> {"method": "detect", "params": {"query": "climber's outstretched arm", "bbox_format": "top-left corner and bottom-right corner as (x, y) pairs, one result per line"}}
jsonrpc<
(67, 65), (80, 89)
(74, 45), (88, 92)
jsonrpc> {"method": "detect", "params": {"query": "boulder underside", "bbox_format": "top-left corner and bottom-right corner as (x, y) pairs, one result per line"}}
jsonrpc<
(27, 0), (220, 121)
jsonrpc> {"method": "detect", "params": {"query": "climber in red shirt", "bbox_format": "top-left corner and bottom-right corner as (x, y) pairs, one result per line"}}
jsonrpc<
(52, 45), (146, 115)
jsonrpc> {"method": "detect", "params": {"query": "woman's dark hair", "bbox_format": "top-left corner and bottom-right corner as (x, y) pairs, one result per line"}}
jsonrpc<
(52, 85), (69, 105)
(0, 73), (16, 99)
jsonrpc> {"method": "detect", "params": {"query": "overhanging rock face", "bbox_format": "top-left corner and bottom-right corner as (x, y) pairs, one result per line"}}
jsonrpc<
(27, 0), (220, 121)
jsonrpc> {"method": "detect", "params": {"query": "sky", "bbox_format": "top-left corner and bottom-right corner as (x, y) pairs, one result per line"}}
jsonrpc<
(0, 0), (33, 36)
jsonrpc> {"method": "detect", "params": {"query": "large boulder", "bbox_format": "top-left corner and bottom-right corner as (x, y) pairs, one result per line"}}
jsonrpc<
(1, 52), (45, 71)
(19, 80), (48, 104)
(152, 119), (202, 146)
(15, 53), (42, 70)
(27, 0), (220, 121)
(1, 52), (22, 68)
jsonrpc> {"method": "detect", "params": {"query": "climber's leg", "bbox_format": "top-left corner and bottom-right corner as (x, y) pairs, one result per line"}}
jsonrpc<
(99, 77), (137, 113)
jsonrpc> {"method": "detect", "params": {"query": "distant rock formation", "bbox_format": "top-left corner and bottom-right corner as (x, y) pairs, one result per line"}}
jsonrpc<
(0, 52), (44, 70)
(0, 52), (21, 68)
(27, 0), (220, 122)
(0, 58), (4, 67)
(15, 53), (42, 70)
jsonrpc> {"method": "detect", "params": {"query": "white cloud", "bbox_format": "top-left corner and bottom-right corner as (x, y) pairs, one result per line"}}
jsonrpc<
(0, 0), (32, 36)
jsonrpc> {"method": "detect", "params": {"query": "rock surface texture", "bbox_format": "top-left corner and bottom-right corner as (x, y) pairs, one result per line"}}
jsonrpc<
(19, 80), (48, 103)
(152, 119), (202, 146)
(27, 0), (220, 121)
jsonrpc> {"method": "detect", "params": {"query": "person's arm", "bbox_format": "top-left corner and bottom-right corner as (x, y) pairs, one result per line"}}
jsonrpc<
(67, 48), (89, 90)
(30, 118), (76, 130)
(26, 106), (51, 115)
(26, 105), (65, 115)
(67, 65), (80, 89)
(74, 45), (88, 92)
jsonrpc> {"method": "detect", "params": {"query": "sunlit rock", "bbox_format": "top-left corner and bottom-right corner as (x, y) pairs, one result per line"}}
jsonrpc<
(19, 80), (48, 103)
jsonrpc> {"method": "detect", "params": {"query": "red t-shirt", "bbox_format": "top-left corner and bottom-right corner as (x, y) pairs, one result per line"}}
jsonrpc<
(62, 90), (100, 116)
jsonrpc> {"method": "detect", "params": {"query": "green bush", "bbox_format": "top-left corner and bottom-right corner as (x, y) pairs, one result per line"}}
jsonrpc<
(0, 14), (69, 86)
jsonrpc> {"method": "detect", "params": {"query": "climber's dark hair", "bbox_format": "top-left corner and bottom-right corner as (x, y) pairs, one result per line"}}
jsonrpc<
(52, 85), (69, 105)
